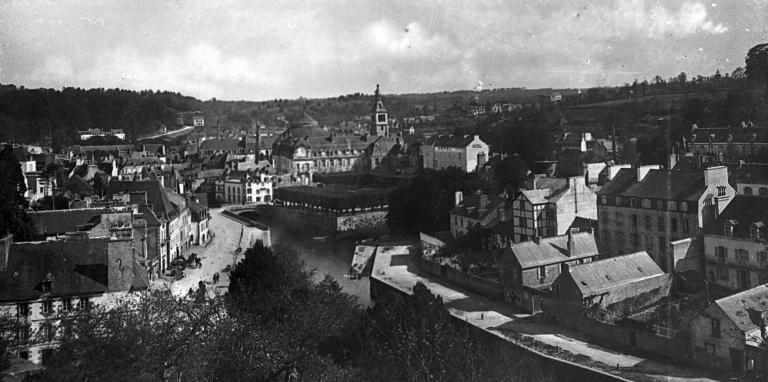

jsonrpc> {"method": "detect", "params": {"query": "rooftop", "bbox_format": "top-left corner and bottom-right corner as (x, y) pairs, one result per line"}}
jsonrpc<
(505, 231), (599, 269)
(704, 195), (768, 237)
(566, 251), (663, 297)
(714, 284), (768, 333)
(597, 168), (706, 201)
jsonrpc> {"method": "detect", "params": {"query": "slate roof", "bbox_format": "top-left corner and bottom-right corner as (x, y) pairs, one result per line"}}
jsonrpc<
(199, 138), (243, 153)
(597, 168), (705, 201)
(731, 163), (768, 185)
(690, 127), (768, 144)
(64, 175), (95, 197)
(506, 231), (599, 269)
(704, 196), (768, 237)
(424, 134), (478, 148)
(28, 208), (104, 236)
(566, 251), (663, 297)
(713, 284), (768, 333)
(108, 180), (175, 219)
(450, 192), (505, 220)
(520, 189), (550, 204)
(558, 148), (606, 163)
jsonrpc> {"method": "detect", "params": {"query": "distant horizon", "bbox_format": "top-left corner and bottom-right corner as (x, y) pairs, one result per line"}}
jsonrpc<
(2, 1), (764, 101)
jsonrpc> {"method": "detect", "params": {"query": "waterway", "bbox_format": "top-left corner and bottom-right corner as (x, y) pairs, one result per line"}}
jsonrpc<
(239, 210), (371, 306)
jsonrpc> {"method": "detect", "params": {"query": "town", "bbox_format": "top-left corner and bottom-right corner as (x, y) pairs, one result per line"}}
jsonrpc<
(2, 2), (768, 381)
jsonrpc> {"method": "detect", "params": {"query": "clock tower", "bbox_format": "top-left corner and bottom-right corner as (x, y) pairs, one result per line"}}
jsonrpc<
(370, 84), (389, 137)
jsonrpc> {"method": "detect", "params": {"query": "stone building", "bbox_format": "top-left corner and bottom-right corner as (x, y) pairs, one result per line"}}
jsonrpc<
(420, 134), (489, 172)
(222, 170), (273, 205)
(449, 190), (507, 239)
(702, 196), (768, 293)
(511, 176), (597, 243)
(596, 165), (735, 272)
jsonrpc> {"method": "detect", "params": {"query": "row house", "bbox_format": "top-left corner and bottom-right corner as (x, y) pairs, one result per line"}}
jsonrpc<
(0, 235), (147, 365)
(511, 176), (597, 243)
(78, 128), (126, 141)
(730, 163), (768, 197)
(189, 200), (210, 245)
(596, 165), (735, 272)
(421, 134), (489, 172)
(703, 196), (768, 293)
(687, 127), (768, 161)
(449, 190), (507, 239)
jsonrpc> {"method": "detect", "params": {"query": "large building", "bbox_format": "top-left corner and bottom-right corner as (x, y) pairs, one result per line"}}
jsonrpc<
(420, 134), (489, 172)
(272, 86), (398, 184)
(703, 196), (768, 293)
(78, 128), (126, 141)
(687, 126), (768, 161)
(511, 176), (597, 243)
(596, 165), (735, 272)
(221, 170), (274, 205)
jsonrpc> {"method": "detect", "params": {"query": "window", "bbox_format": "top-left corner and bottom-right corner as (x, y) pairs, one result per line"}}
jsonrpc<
(644, 216), (652, 230)
(615, 232), (625, 248)
(671, 218), (678, 233)
(657, 200), (665, 210)
(601, 196), (608, 205)
(42, 300), (53, 315)
(680, 202), (688, 212)
(736, 249), (749, 262)
(745, 186), (753, 196)
(705, 343), (715, 355)
(615, 197), (622, 206)
(682, 218), (691, 234)
(668, 201), (677, 211)
(645, 235), (654, 249)
(17, 303), (29, 317)
(61, 298), (72, 313)
(41, 280), (51, 293)
(77, 298), (90, 310)
(658, 236), (666, 252)
(631, 214), (638, 228)
(538, 266), (547, 280)
(630, 198), (637, 208)
(759, 251), (768, 263)
(761, 187), (768, 196)
(642, 199), (651, 208)
(631, 233), (640, 247)
(711, 318), (721, 338)
(716, 246), (728, 263)
(601, 230), (611, 242)
(658, 217), (665, 231)
(717, 186), (726, 197)
(600, 209), (608, 222)
(615, 212), (623, 226)
(43, 323), (54, 342)
(16, 326), (29, 344)
(716, 267), (729, 280)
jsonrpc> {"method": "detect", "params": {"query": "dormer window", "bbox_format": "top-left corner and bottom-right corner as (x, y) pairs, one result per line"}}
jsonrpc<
(41, 273), (53, 294)
(724, 220), (737, 237)
(751, 222), (764, 240)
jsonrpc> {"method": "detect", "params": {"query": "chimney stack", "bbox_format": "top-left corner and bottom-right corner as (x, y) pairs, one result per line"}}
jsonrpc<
(533, 236), (541, 245)
(0, 234), (12, 271)
(454, 191), (463, 206)
(567, 228), (578, 257)
(704, 166), (728, 188)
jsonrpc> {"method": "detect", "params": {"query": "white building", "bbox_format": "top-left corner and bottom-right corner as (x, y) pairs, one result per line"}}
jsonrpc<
(421, 134), (489, 172)
(223, 171), (274, 205)
(78, 128), (126, 141)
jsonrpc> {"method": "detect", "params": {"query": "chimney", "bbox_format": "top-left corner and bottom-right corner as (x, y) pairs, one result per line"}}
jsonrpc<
(478, 192), (488, 210)
(561, 262), (570, 274)
(532, 236), (541, 244)
(607, 164), (630, 181)
(454, 191), (463, 206)
(668, 153), (677, 170)
(580, 133), (587, 153)
(636, 165), (660, 182)
(567, 227), (578, 257)
(0, 234), (12, 271)
(704, 166), (728, 188)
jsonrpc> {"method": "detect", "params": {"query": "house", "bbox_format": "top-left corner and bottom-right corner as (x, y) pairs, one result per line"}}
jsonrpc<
(690, 285), (768, 375)
(420, 134), (489, 172)
(222, 170), (274, 205)
(511, 176), (597, 243)
(550, 92), (563, 102)
(0, 234), (148, 365)
(189, 200), (210, 245)
(551, 251), (670, 312)
(449, 190), (507, 239)
(730, 163), (768, 196)
(687, 126), (768, 161)
(596, 165), (735, 272)
(78, 128), (126, 141)
(702, 196), (768, 293)
(198, 138), (245, 157)
(499, 230), (599, 312)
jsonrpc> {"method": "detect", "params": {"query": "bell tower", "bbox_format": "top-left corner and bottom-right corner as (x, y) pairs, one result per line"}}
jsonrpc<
(371, 84), (389, 137)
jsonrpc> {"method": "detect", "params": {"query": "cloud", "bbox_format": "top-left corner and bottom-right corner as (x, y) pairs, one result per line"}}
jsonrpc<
(363, 20), (459, 59)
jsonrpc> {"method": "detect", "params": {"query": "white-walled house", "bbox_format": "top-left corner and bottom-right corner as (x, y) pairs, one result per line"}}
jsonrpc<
(421, 135), (489, 172)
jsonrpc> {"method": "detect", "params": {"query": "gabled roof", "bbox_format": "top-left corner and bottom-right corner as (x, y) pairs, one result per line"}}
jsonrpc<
(28, 208), (104, 236)
(424, 134), (481, 148)
(199, 138), (243, 152)
(558, 148), (606, 163)
(730, 163), (768, 185)
(713, 284), (768, 333)
(566, 251), (663, 297)
(597, 168), (705, 201)
(520, 189), (550, 205)
(108, 180), (174, 219)
(705, 195), (768, 237)
(506, 231), (599, 269)
(450, 192), (505, 220)
(0, 239), (111, 301)
(64, 175), (94, 197)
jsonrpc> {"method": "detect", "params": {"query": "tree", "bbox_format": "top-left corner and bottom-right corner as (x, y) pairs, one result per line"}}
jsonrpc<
(746, 43), (768, 84)
(677, 72), (688, 84)
(0, 145), (34, 240)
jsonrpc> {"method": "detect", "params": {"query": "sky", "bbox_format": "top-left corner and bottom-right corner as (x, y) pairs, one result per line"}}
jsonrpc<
(1, 0), (767, 101)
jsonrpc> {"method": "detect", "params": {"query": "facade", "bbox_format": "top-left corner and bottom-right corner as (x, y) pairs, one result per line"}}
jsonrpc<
(272, 89), (398, 184)
(78, 128), (126, 141)
(370, 84), (389, 137)
(421, 134), (489, 172)
(551, 251), (669, 310)
(511, 176), (597, 243)
(223, 171), (273, 205)
(596, 165), (735, 272)
(687, 126), (768, 161)
(0, 235), (148, 365)
(690, 285), (768, 375)
(730, 163), (768, 196)
(189, 201), (210, 245)
(449, 191), (507, 239)
(703, 196), (768, 293)
(198, 138), (246, 157)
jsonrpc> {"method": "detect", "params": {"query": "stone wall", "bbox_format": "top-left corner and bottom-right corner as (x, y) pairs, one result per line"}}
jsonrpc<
(417, 257), (505, 301)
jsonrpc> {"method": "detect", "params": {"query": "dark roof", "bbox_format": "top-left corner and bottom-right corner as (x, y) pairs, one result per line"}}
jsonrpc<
(506, 231), (599, 269)
(566, 251), (663, 297)
(713, 284), (768, 333)
(0, 239), (111, 301)
(731, 163), (768, 185)
(274, 186), (392, 210)
(597, 168), (705, 201)
(199, 138), (243, 152)
(28, 208), (104, 236)
(289, 112), (319, 127)
(107, 180), (175, 219)
(558, 149), (606, 163)
(450, 192), (505, 220)
(424, 134), (480, 148)
(689, 127), (768, 144)
(705, 195), (768, 237)
(64, 175), (95, 197)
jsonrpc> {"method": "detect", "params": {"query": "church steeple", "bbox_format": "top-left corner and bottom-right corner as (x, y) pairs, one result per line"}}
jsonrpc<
(371, 84), (389, 137)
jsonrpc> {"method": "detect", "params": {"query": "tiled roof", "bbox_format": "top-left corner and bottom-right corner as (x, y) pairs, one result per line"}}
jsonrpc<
(28, 208), (104, 236)
(199, 139), (243, 152)
(730, 163), (768, 184)
(0, 239), (112, 302)
(597, 168), (705, 201)
(506, 231), (599, 269)
(424, 134), (479, 148)
(64, 175), (94, 197)
(108, 180), (174, 219)
(714, 284), (768, 333)
(705, 196), (768, 237)
(520, 189), (550, 204)
(689, 127), (768, 144)
(450, 192), (505, 220)
(567, 251), (663, 297)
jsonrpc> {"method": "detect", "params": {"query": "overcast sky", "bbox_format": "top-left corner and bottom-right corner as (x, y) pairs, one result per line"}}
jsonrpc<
(1, 0), (767, 101)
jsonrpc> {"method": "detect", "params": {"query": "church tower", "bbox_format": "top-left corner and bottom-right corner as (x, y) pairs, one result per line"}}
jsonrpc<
(370, 84), (389, 137)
